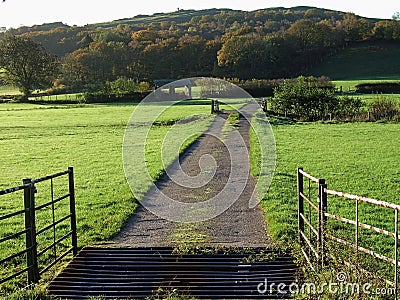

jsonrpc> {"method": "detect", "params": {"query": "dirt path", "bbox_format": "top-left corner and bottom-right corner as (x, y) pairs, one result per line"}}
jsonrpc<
(113, 102), (270, 247)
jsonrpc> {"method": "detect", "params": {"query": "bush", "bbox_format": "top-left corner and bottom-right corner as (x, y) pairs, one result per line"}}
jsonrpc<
(334, 96), (363, 119)
(83, 77), (152, 103)
(369, 95), (399, 120)
(270, 76), (337, 121)
(83, 91), (149, 103)
(355, 82), (400, 94)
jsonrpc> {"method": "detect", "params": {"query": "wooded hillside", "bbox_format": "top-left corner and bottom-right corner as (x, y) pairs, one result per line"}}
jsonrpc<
(1, 7), (400, 90)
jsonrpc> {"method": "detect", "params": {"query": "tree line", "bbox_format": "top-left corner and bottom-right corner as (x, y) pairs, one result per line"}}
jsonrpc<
(1, 7), (400, 97)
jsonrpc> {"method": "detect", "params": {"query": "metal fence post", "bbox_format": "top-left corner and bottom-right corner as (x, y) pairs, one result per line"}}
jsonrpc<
(395, 209), (398, 300)
(23, 178), (39, 284)
(68, 167), (78, 256)
(298, 168), (304, 247)
(319, 181), (327, 269)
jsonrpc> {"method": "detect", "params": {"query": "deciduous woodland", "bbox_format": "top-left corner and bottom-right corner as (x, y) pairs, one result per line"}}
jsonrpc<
(2, 7), (400, 92)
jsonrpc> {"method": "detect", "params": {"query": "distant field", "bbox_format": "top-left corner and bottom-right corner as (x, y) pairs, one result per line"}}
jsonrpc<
(333, 79), (400, 92)
(308, 42), (400, 80)
(0, 85), (20, 95)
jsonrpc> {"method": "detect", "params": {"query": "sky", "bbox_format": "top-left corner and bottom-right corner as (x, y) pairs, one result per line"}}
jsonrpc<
(0, 0), (398, 29)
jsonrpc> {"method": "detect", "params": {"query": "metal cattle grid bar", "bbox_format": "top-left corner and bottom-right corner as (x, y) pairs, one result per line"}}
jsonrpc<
(47, 247), (298, 299)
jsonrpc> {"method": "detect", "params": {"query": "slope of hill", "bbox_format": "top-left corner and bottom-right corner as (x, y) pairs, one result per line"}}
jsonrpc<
(307, 41), (400, 80)
(92, 8), (235, 29)
(2, 6), (399, 83)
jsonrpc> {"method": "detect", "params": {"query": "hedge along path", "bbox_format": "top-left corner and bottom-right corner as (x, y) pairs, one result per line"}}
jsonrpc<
(113, 102), (270, 248)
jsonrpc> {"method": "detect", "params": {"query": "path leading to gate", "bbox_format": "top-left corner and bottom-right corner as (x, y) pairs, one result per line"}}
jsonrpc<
(113, 101), (270, 247)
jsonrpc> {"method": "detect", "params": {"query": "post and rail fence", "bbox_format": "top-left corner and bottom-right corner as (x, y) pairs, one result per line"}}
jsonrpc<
(298, 167), (399, 297)
(0, 167), (77, 287)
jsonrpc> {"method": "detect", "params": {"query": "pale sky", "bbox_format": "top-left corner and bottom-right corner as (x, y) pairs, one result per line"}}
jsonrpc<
(0, 0), (398, 29)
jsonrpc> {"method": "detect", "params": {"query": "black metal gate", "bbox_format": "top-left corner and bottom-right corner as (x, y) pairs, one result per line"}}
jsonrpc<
(0, 167), (77, 287)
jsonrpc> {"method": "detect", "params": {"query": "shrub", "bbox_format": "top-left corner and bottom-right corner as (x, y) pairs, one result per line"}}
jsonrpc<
(83, 77), (152, 103)
(271, 76), (337, 121)
(369, 95), (399, 120)
(334, 96), (363, 119)
(355, 82), (400, 94)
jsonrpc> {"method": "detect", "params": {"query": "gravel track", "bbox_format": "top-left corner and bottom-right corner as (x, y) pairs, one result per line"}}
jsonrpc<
(113, 102), (270, 247)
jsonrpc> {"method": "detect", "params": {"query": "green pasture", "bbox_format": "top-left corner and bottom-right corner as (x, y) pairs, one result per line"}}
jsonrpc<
(0, 84), (20, 95)
(333, 79), (400, 92)
(1, 96), (399, 293)
(0, 99), (219, 294)
(308, 42), (400, 80)
(251, 116), (400, 278)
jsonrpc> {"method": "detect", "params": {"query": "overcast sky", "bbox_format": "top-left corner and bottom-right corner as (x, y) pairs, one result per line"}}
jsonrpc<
(0, 0), (398, 29)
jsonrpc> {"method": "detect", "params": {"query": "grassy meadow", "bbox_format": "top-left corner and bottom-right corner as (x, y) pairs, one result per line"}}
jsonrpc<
(308, 42), (400, 80)
(0, 99), (218, 293)
(1, 81), (400, 294)
(250, 116), (400, 279)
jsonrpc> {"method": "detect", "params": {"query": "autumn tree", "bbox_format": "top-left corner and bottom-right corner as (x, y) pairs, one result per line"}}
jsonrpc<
(340, 13), (371, 42)
(372, 20), (400, 40)
(0, 35), (59, 99)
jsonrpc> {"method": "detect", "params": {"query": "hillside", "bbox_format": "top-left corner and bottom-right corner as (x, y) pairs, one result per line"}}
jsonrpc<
(1, 6), (400, 91)
(307, 41), (400, 80)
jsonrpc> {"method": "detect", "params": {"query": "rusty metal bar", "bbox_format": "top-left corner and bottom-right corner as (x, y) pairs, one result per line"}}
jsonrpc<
(324, 212), (395, 237)
(301, 247), (315, 272)
(307, 178), (312, 260)
(298, 169), (319, 183)
(326, 233), (397, 265)
(300, 230), (319, 259)
(317, 179), (325, 270)
(1, 168), (76, 288)
(326, 252), (396, 287)
(300, 213), (318, 236)
(0, 266), (31, 285)
(51, 178), (57, 261)
(325, 188), (400, 210)
(355, 198), (359, 252)
(300, 192), (319, 211)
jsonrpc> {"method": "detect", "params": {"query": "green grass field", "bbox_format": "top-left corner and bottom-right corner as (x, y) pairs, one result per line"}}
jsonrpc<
(333, 79), (400, 92)
(0, 100), (218, 294)
(0, 84), (20, 95)
(1, 96), (400, 294)
(308, 42), (400, 80)
(250, 116), (400, 279)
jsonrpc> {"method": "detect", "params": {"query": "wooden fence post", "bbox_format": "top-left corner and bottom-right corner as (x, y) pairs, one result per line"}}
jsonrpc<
(23, 178), (39, 284)
(68, 167), (78, 256)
